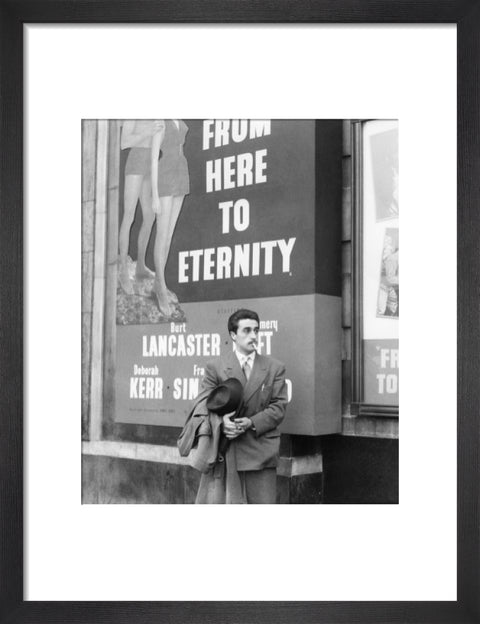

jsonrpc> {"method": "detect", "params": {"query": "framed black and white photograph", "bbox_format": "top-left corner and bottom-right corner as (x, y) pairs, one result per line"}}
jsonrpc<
(1, 2), (478, 623)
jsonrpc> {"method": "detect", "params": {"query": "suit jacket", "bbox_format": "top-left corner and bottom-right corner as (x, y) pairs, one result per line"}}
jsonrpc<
(200, 350), (288, 471)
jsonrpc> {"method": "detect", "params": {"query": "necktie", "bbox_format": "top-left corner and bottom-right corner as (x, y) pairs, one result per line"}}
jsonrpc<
(243, 359), (251, 381)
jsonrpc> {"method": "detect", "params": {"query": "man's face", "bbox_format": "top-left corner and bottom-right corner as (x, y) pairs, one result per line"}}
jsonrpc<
(231, 319), (259, 356)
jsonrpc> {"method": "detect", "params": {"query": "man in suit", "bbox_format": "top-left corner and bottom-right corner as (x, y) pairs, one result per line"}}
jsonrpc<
(199, 308), (288, 504)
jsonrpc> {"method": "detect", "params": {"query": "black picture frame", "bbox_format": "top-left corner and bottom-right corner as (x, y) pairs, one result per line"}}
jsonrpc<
(1, 2), (478, 622)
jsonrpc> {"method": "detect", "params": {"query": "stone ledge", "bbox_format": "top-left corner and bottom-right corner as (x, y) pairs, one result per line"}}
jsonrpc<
(82, 441), (323, 476)
(277, 453), (323, 478)
(82, 440), (191, 466)
(341, 416), (399, 439)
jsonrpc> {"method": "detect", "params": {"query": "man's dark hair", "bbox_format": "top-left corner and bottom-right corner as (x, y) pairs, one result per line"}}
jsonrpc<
(228, 309), (260, 334)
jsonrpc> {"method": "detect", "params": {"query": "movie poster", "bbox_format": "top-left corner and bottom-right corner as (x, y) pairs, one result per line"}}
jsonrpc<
(113, 120), (342, 434)
(362, 121), (399, 406)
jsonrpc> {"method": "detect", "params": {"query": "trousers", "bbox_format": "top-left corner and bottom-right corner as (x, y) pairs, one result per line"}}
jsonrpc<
(238, 468), (277, 504)
(195, 464), (277, 504)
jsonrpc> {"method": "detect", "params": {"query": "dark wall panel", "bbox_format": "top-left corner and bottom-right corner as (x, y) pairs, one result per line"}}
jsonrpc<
(322, 435), (398, 504)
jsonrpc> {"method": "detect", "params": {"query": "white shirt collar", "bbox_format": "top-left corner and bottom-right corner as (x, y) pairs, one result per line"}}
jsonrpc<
(235, 349), (256, 368)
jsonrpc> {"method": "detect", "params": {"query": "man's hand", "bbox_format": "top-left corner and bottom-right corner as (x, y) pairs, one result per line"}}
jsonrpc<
(233, 417), (253, 434)
(222, 412), (242, 439)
